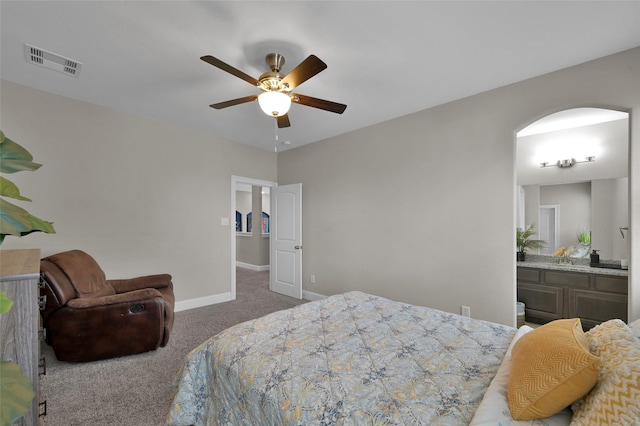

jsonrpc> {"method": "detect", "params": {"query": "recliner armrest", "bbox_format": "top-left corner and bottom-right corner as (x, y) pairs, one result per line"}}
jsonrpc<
(66, 288), (163, 309)
(108, 274), (172, 294)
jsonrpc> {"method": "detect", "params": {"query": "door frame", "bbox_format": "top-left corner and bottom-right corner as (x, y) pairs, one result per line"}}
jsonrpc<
(538, 204), (559, 255)
(231, 175), (277, 300)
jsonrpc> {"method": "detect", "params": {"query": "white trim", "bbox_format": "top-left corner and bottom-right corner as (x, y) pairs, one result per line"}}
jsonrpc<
(538, 204), (560, 254)
(174, 292), (233, 312)
(236, 262), (270, 271)
(175, 287), (324, 312)
(302, 290), (326, 301)
(231, 175), (278, 301)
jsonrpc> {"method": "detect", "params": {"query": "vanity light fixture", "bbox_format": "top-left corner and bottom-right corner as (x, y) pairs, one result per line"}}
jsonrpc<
(540, 156), (595, 169)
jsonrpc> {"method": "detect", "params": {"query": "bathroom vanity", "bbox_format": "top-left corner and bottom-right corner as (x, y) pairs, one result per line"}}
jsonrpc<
(517, 261), (628, 330)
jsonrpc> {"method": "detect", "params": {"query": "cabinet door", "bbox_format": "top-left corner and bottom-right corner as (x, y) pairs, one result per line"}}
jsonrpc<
(517, 282), (563, 325)
(568, 288), (627, 330)
(594, 275), (628, 295)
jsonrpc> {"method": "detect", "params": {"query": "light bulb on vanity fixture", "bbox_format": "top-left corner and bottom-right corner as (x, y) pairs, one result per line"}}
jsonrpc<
(540, 156), (595, 169)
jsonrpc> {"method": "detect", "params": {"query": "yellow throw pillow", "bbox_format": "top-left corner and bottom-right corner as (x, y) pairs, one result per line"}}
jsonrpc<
(507, 318), (600, 420)
(570, 319), (640, 425)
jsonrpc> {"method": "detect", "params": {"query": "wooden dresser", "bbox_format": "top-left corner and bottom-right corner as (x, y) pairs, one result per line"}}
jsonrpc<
(0, 249), (45, 425)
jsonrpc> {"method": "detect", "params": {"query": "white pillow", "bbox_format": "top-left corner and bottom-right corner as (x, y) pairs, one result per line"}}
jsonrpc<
(628, 318), (640, 339)
(469, 326), (573, 426)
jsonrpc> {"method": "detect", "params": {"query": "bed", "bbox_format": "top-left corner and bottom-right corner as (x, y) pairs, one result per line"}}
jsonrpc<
(166, 291), (640, 425)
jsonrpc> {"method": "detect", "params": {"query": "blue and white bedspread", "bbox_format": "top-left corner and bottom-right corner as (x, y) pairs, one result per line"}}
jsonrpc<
(167, 291), (515, 425)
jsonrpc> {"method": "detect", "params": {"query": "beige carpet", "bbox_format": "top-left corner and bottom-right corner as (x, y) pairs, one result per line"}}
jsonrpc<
(40, 268), (307, 425)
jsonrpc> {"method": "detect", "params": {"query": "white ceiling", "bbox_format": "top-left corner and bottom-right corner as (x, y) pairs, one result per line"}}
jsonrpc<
(1, 1), (639, 152)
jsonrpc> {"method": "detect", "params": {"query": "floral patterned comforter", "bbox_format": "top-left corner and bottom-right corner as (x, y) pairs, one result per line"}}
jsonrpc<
(167, 291), (515, 425)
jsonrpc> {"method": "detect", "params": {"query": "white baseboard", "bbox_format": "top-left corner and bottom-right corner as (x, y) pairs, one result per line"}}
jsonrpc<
(175, 292), (233, 312)
(175, 287), (326, 312)
(302, 290), (326, 301)
(236, 261), (270, 271)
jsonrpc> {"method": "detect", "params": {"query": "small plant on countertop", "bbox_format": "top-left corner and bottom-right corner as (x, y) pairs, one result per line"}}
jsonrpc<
(577, 229), (591, 245)
(516, 224), (546, 261)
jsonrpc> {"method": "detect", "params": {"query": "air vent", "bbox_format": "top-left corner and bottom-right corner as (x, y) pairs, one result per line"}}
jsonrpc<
(24, 44), (82, 78)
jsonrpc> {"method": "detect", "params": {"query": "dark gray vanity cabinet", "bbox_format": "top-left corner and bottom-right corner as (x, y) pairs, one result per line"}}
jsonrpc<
(517, 266), (627, 330)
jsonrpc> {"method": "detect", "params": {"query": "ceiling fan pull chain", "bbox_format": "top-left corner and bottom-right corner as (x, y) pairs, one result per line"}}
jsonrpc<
(274, 117), (279, 152)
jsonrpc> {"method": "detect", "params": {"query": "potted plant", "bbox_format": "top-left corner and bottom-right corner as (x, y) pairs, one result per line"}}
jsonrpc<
(0, 130), (55, 424)
(0, 130), (55, 244)
(577, 229), (591, 246)
(516, 224), (546, 261)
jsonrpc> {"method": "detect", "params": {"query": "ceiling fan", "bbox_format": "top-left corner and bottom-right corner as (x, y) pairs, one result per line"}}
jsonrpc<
(201, 53), (347, 128)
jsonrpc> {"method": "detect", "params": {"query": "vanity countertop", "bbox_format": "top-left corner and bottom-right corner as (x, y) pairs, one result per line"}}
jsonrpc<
(517, 261), (628, 277)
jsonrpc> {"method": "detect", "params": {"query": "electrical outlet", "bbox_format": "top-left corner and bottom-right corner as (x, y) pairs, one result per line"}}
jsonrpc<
(461, 306), (471, 318)
(310, 275), (316, 284)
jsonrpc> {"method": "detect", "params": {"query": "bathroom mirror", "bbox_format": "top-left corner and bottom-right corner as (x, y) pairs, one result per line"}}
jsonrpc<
(516, 108), (629, 261)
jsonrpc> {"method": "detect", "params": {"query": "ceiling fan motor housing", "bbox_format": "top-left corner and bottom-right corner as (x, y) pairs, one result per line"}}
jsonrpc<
(266, 53), (285, 72)
(259, 53), (289, 92)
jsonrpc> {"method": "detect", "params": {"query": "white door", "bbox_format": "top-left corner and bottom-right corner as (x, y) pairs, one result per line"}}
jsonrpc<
(270, 183), (302, 298)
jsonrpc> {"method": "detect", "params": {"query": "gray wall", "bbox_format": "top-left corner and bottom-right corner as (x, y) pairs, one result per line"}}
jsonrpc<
(523, 185), (540, 238)
(2, 47), (638, 324)
(278, 47), (640, 325)
(540, 182), (592, 251)
(0, 80), (277, 303)
(592, 178), (629, 260)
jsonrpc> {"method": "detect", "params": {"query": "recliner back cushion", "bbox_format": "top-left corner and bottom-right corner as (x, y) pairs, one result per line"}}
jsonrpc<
(44, 250), (108, 297)
(40, 265), (76, 312)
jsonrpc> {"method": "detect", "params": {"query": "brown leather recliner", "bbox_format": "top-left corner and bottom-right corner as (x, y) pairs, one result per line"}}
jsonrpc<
(40, 250), (175, 362)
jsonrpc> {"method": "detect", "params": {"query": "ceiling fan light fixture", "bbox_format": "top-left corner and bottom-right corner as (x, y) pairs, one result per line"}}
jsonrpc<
(258, 91), (291, 117)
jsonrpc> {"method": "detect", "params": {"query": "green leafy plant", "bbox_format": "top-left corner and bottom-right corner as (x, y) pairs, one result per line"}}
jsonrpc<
(516, 224), (546, 255)
(0, 290), (36, 425)
(577, 229), (591, 245)
(0, 130), (55, 245)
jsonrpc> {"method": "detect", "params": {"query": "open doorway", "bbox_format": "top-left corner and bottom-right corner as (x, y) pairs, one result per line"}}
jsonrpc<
(516, 107), (629, 261)
(231, 176), (277, 300)
(235, 183), (271, 269)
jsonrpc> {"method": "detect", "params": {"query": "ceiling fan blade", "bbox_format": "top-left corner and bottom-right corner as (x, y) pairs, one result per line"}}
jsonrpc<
(277, 114), (291, 128)
(280, 55), (327, 90)
(201, 55), (259, 86)
(210, 95), (258, 109)
(292, 94), (347, 114)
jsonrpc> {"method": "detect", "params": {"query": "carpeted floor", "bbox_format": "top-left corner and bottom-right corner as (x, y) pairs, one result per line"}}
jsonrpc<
(40, 268), (307, 425)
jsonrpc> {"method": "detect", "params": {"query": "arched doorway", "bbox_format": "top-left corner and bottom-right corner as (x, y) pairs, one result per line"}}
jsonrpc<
(515, 107), (631, 325)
